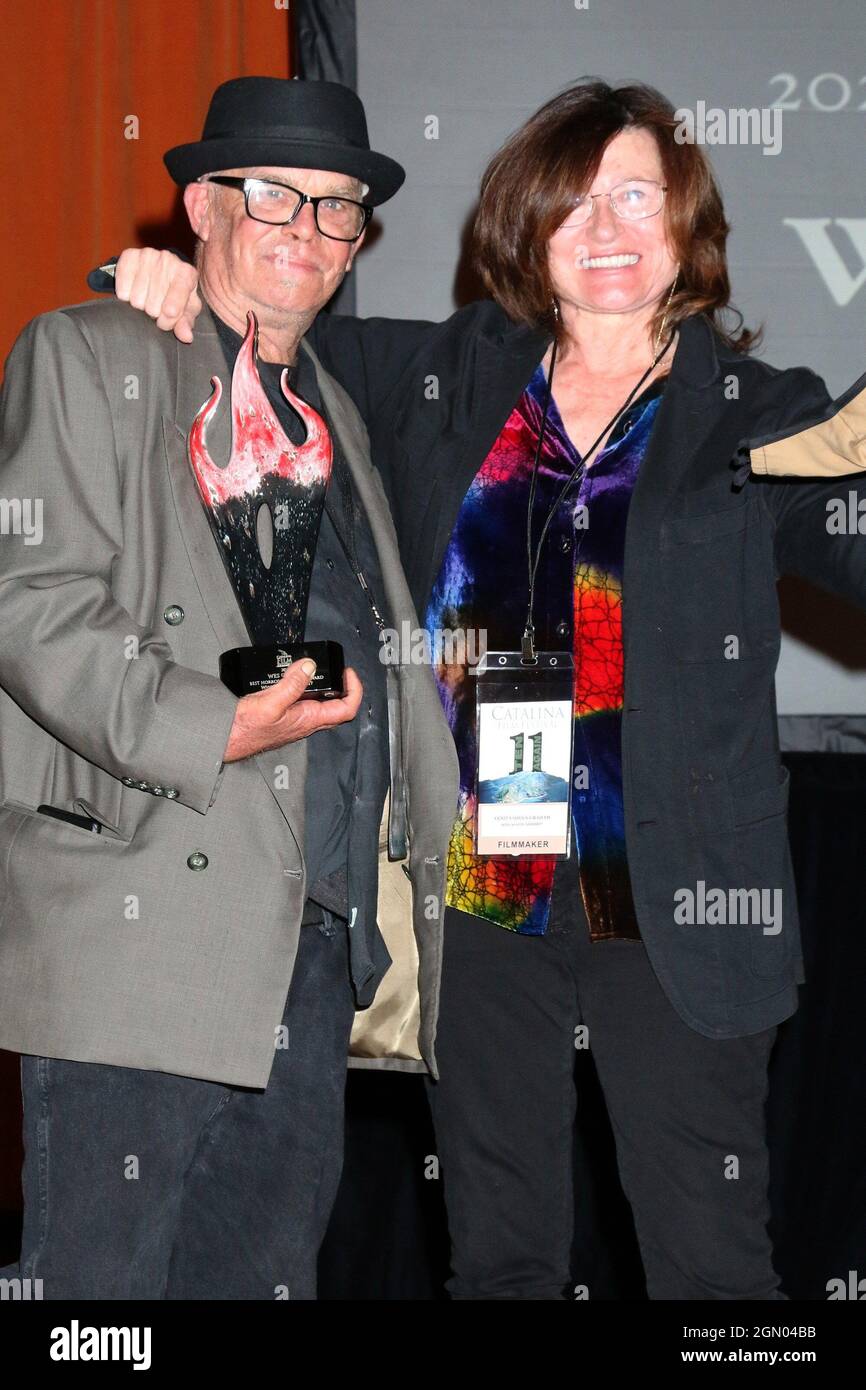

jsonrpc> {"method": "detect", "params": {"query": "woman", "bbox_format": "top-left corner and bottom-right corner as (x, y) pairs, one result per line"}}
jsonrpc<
(108, 80), (865, 1299)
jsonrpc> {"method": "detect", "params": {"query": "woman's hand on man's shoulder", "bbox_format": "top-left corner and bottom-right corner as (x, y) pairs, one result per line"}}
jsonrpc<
(92, 248), (201, 343)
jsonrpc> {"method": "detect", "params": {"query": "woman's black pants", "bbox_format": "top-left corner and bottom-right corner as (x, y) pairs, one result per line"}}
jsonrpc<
(426, 849), (784, 1301)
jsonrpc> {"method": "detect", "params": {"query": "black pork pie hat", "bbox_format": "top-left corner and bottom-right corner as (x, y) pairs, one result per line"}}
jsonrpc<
(164, 76), (405, 206)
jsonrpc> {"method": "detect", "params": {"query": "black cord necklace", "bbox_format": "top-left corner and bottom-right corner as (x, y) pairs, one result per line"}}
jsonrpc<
(522, 331), (674, 663)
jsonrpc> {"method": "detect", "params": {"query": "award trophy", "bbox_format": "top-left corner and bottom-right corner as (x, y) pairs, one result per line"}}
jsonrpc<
(188, 310), (345, 699)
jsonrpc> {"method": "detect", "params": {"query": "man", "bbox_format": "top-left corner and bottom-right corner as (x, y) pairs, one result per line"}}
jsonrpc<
(0, 77), (458, 1299)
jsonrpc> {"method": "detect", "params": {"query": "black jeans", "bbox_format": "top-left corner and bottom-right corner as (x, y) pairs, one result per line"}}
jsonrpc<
(3, 913), (355, 1300)
(427, 850), (784, 1300)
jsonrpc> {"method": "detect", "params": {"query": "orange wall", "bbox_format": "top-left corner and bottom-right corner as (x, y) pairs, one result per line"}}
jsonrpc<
(0, 0), (293, 371)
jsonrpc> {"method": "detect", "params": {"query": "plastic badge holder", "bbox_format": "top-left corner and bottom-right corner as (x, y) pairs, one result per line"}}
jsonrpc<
(473, 650), (574, 858)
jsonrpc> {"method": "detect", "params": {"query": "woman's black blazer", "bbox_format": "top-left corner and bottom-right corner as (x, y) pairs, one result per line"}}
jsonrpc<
(308, 300), (865, 1039)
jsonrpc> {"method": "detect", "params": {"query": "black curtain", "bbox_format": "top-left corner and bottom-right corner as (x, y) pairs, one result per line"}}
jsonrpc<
(768, 754), (866, 1297)
(295, 0), (356, 86)
(294, 0), (358, 317)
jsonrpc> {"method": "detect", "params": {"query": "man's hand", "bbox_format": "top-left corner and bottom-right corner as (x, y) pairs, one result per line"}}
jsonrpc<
(223, 659), (363, 763)
(114, 248), (202, 343)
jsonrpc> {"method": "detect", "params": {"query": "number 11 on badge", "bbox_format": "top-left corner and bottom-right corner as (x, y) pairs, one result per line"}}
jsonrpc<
(473, 651), (575, 858)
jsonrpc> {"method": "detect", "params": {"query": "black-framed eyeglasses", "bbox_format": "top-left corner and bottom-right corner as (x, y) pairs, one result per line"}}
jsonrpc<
(199, 175), (373, 242)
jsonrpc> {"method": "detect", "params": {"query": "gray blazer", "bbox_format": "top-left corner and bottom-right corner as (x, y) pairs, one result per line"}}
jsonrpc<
(0, 299), (458, 1086)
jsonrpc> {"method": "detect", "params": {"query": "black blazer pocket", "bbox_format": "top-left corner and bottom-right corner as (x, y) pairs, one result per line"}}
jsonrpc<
(729, 761), (790, 825)
(663, 501), (749, 545)
(661, 499), (775, 664)
(728, 762), (794, 979)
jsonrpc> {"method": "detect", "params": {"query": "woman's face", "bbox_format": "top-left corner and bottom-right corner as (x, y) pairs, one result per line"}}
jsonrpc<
(547, 126), (678, 321)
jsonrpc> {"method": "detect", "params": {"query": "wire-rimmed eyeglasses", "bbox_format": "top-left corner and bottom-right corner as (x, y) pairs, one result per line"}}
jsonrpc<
(558, 179), (668, 229)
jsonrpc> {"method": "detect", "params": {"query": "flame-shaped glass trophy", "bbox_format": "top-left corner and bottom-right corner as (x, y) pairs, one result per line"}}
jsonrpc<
(188, 310), (344, 699)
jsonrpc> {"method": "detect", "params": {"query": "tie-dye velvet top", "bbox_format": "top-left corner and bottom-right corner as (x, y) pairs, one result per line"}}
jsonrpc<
(423, 362), (667, 939)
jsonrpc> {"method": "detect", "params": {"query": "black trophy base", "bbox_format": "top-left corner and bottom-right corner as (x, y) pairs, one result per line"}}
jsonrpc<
(219, 641), (346, 700)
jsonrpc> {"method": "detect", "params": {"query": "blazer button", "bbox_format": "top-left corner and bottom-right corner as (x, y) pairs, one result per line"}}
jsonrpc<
(187, 851), (208, 871)
(560, 535), (572, 552)
(152, 786), (165, 796)
(138, 781), (152, 792)
(164, 788), (179, 799)
(164, 605), (185, 626)
(121, 776), (135, 786)
(555, 620), (570, 637)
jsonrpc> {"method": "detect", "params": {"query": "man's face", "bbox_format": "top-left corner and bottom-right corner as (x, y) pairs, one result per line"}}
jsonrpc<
(184, 165), (366, 321)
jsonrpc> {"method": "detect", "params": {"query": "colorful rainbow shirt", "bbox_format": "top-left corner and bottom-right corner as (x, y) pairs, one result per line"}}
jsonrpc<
(423, 362), (666, 939)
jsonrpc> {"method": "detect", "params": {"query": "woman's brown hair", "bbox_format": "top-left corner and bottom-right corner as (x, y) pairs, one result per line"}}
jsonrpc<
(472, 78), (759, 353)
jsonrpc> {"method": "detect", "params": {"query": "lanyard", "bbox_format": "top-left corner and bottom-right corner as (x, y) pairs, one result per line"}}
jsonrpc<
(521, 334), (674, 663)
